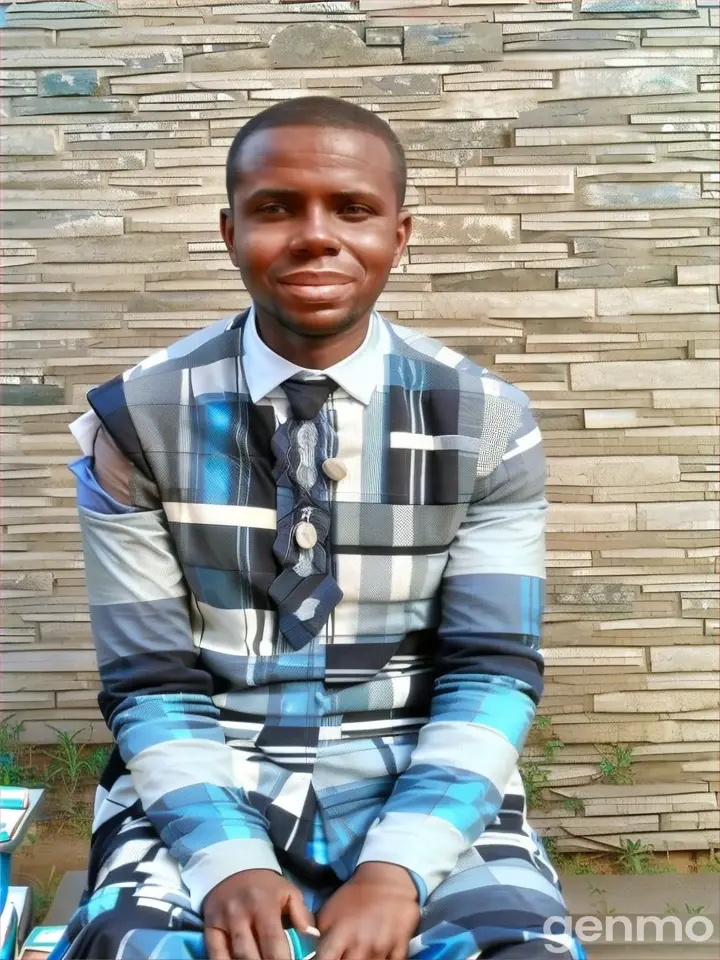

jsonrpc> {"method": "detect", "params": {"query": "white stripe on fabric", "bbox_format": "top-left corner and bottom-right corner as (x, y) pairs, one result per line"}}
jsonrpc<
(183, 838), (282, 914)
(408, 721), (518, 792)
(163, 502), (276, 528)
(390, 432), (481, 452)
(434, 345), (465, 368)
(129, 739), (241, 808)
(502, 425), (542, 461)
(197, 604), (277, 657)
(271, 772), (312, 817)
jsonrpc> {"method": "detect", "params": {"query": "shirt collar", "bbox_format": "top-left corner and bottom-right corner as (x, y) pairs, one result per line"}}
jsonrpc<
(241, 304), (384, 406)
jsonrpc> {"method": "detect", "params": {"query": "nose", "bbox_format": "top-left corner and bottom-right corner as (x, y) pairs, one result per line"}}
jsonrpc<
(288, 203), (341, 258)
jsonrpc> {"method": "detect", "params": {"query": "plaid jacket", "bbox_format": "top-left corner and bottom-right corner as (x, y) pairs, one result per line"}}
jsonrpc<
(70, 309), (547, 912)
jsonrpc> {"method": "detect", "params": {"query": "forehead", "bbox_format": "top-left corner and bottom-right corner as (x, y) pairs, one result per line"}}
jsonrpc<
(233, 123), (397, 197)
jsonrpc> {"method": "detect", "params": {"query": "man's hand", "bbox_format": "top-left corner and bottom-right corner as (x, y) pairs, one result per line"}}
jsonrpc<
(316, 862), (421, 960)
(203, 869), (315, 960)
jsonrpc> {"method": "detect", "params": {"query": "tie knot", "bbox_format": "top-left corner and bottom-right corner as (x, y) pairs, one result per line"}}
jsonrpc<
(282, 375), (337, 421)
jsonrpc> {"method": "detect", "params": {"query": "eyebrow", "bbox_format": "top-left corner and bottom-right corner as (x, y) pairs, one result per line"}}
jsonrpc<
(243, 187), (386, 207)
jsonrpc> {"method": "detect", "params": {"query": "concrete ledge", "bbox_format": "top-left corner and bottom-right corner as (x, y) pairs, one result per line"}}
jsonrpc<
(562, 875), (719, 957)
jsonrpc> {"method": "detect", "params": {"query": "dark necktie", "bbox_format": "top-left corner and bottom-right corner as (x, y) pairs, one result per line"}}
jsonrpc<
(282, 374), (337, 421)
(268, 373), (343, 650)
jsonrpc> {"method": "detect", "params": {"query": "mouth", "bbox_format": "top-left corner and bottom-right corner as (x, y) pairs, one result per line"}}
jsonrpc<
(276, 272), (355, 304)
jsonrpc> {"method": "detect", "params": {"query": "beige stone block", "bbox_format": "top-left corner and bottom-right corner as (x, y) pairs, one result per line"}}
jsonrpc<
(652, 389), (718, 409)
(571, 359), (719, 391)
(677, 264), (720, 285)
(551, 67), (698, 100)
(639, 501), (719, 532)
(650, 645), (720, 673)
(647, 673), (720, 691)
(546, 456), (680, 487)
(660, 811), (719, 830)
(594, 690), (720, 714)
(554, 718), (715, 744)
(598, 286), (716, 315)
(544, 647), (645, 669)
(410, 214), (518, 246)
(1, 127), (58, 156)
(558, 830), (720, 852)
(536, 814), (659, 837)
(548, 503), (636, 533)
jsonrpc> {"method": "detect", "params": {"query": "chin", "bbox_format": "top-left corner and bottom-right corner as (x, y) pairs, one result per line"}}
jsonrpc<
(278, 304), (364, 338)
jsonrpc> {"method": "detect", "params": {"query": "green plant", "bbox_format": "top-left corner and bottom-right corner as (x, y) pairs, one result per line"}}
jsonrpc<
(613, 838), (654, 874)
(700, 850), (720, 873)
(44, 727), (94, 796)
(84, 746), (111, 778)
(520, 760), (550, 810)
(534, 715), (552, 732)
(64, 802), (94, 839)
(562, 796), (586, 815)
(542, 836), (559, 863)
(685, 904), (706, 916)
(542, 738), (565, 762)
(0, 717), (43, 787)
(28, 867), (60, 925)
(597, 745), (634, 785)
(559, 857), (596, 876)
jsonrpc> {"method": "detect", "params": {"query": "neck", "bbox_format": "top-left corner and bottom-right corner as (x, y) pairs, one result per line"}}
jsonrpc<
(254, 308), (370, 370)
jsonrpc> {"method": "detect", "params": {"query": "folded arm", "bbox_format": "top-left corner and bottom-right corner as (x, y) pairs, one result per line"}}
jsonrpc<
(71, 407), (281, 912)
(357, 397), (546, 904)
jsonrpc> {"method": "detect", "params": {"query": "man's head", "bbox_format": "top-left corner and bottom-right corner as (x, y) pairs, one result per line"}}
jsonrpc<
(220, 97), (412, 357)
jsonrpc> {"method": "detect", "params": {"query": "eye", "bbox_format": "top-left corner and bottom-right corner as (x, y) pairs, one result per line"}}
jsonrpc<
(341, 203), (374, 218)
(257, 202), (288, 216)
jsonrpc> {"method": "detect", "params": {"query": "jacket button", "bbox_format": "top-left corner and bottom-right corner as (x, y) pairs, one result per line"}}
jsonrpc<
(295, 521), (318, 550)
(322, 458), (347, 482)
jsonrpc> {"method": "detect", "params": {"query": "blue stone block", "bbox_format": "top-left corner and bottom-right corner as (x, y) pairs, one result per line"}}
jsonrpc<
(39, 69), (100, 97)
(580, 0), (697, 12)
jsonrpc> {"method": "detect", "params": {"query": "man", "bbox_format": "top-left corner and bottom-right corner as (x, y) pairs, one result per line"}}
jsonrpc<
(66, 97), (583, 960)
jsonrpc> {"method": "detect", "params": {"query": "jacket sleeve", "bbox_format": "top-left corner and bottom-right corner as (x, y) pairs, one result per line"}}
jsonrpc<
(356, 394), (546, 905)
(70, 403), (281, 913)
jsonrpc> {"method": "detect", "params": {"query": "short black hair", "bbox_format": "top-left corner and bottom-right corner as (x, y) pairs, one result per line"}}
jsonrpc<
(225, 96), (407, 208)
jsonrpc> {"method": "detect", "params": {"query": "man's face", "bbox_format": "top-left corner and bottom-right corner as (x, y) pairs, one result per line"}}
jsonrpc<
(221, 124), (412, 339)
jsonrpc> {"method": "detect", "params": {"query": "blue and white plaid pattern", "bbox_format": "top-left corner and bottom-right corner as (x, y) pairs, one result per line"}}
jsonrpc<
(66, 309), (573, 957)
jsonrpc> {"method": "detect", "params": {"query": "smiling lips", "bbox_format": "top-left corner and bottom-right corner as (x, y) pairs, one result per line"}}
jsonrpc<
(277, 271), (355, 303)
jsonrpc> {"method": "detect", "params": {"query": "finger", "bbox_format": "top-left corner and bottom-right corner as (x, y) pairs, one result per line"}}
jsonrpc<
(229, 923), (262, 960)
(205, 925), (232, 960)
(315, 929), (347, 960)
(390, 942), (408, 960)
(288, 891), (316, 934)
(254, 913), (292, 960)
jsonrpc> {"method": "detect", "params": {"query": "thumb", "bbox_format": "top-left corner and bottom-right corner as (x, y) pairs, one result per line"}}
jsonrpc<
(288, 890), (316, 935)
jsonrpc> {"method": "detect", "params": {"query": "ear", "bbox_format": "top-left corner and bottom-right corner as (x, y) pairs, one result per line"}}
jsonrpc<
(220, 207), (238, 267)
(392, 209), (412, 269)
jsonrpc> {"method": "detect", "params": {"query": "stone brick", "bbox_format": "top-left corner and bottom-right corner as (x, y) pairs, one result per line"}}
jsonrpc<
(403, 23), (502, 64)
(39, 68), (100, 97)
(13, 96), (134, 115)
(571, 360), (719, 391)
(639, 501), (720, 532)
(580, 0), (698, 11)
(1, 127), (58, 156)
(547, 456), (680, 487)
(268, 23), (400, 68)
(410, 214), (518, 246)
(3, 210), (124, 239)
(365, 27), (403, 46)
(650, 646), (720, 673)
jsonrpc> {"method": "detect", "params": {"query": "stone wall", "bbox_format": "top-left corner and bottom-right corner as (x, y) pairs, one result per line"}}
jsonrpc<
(2, 0), (718, 854)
